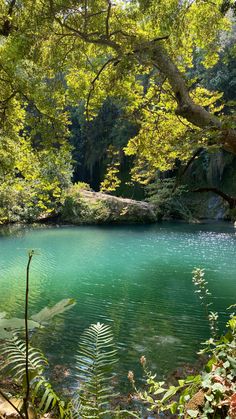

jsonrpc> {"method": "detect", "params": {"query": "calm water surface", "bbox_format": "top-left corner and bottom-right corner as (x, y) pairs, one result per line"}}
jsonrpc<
(0, 222), (235, 389)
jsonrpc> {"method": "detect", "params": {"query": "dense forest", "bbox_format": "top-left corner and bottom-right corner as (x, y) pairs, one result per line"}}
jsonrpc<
(1, 0), (236, 224)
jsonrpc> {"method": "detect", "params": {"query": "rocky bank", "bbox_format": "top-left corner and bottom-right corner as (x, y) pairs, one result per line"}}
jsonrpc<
(60, 189), (157, 224)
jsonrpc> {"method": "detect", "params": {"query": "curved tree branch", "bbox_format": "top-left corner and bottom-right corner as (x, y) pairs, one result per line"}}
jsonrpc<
(193, 187), (236, 208)
(48, 2), (236, 154)
(147, 43), (236, 153)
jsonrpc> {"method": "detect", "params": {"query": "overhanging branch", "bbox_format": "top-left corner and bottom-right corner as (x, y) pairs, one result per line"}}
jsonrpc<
(49, 3), (236, 153)
(193, 187), (236, 208)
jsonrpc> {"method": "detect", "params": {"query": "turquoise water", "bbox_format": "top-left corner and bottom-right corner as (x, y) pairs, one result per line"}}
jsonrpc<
(0, 222), (236, 389)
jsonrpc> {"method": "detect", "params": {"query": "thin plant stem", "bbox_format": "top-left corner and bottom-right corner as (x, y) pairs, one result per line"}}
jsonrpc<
(0, 389), (24, 418)
(23, 250), (34, 419)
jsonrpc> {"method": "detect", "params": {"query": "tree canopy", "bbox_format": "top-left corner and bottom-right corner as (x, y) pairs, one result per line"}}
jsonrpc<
(0, 0), (236, 187)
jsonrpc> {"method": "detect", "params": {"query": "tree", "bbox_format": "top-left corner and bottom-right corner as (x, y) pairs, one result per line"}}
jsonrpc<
(1, 0), (236, 182)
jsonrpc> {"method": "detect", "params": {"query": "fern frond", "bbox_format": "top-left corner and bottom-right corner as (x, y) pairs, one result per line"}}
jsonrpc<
(32, 377), (66, 416)
(1, 334), (47, 379)
(1, 334), (67, 418)
(74, 322), (118, 418)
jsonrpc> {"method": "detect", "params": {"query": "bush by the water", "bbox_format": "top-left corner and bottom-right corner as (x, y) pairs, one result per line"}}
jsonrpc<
(61, 183), (110, 224)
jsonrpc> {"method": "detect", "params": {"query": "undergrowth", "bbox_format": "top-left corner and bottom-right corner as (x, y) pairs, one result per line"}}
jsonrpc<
(128, 269), (236, 418)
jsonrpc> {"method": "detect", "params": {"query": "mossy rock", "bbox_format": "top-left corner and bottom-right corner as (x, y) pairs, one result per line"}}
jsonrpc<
(60, 190), (157, 225)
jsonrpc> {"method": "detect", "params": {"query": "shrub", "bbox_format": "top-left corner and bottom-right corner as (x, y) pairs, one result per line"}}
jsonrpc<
(129, 311), (236, 418)
(61, 185), (110, 224)
(146, 177), (195, 222)
(128, 270), (236, 418)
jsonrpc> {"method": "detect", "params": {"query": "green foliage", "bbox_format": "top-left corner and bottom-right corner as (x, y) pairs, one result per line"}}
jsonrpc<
(192, 268), (219, 338)
(61, 186), (110, 224)
(125, 84), (224, 177)
(61, 184), (92, 208)
(1, 334), (47, 382)
(129, 311), (236, 418)
(128, 270), (236, 418)
(0, 0), (235, 192)
(1, 334), (68, 417)
(69, 101), (138, 194)
(0, 143), (73, 224)
(100, 146), (121, 193)
(66, 183), (92, 193)
(146, 177), (195, 221)
(190, 29), (236, 110)
(0, 324), (139, 418)
(0, 4), (72, 222)
(73, 322), (118, 418)
(71, 322), (139, 418)
(192, 268), (212, 308)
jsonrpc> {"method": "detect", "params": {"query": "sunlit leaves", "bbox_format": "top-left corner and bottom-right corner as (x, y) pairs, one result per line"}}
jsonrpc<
(0, 140), (73, 224)
(123, 77), (225, 180)
(190, 87), (224, 112)
(0, 0), (235, 192)
(100, 146), (121, 192)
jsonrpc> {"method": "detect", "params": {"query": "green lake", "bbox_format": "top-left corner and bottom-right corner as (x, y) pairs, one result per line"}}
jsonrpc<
(0, 222), (236, 390)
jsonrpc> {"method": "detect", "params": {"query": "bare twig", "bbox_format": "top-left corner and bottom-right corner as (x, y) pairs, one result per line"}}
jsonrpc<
(54, 16), (120, 51)
(83, 0), (88, 33)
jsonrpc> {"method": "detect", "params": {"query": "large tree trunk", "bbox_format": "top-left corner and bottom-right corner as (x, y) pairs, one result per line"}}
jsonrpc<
(148, 44), (236, 154)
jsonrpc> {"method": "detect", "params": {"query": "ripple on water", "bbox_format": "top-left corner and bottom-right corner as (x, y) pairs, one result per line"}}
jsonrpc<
(0, 222), (235, 386)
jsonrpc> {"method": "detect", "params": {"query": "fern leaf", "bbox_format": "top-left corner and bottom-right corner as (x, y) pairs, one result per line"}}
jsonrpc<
(1, 334), (67, 418)
(74, 322), (118, 418)
(1, 334), (47, 379)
